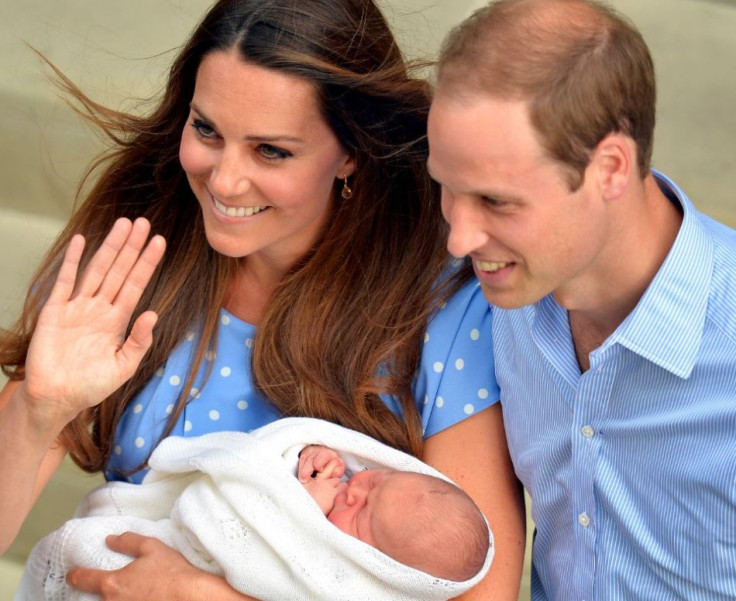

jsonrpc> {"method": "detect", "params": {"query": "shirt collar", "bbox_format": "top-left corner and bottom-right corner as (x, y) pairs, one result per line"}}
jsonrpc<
(601, 170), (713, 378)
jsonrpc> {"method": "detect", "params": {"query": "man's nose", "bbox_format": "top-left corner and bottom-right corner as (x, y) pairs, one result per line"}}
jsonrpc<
(443, 191), (489, 258)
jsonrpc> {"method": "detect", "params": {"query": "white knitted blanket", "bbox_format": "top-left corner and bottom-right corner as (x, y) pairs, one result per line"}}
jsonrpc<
(16, 417), (493, 601)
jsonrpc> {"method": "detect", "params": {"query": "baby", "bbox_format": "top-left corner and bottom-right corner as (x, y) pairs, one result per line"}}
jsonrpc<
(298, 445), (489, 582)
(17, 420), (493, 601)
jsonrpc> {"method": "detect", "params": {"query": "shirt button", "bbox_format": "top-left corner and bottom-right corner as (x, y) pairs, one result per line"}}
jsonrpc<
(578, 512), (591, 528)
(581, 425), (595, 439)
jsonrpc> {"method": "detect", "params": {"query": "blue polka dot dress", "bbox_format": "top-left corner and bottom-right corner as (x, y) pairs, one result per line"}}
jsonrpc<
(106, 277), (499, 483)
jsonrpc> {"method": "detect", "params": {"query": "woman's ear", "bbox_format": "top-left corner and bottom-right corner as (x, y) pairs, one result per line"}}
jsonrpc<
(592, 133), (635, 201)
(339, 154), (356, 179)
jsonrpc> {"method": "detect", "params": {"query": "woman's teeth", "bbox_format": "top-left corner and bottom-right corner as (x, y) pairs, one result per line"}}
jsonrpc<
(476, 260), (509, 273)
(213, 197), (267, 218)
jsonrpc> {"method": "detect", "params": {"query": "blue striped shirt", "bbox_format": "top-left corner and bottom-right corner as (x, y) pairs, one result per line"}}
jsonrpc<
(493, 172), (736, 600)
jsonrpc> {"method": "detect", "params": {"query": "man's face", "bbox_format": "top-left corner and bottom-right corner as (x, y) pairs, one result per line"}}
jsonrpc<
(427, 92), (610, 311)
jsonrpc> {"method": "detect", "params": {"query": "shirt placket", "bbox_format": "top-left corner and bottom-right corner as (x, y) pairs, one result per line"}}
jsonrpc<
(570, 346), (617, 601)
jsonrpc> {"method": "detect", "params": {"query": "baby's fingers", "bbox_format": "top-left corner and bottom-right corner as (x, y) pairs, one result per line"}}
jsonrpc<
(319, 457), (345, 479)
(298, 456), (318, 482)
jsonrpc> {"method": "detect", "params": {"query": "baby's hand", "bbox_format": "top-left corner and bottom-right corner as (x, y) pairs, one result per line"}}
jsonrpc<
(298, 445), (345, 483)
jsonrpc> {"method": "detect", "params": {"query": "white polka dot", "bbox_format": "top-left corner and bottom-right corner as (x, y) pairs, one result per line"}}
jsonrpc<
(237, 400), (249, 410)
(184, 420), (193, 432)
(169, 375), (181, 387)
(464, 404), (475, 415)
(433, 362), (444, 373)
(221, 315), (230, 326)
(478, 388), (489, 400)
(133, 403), (143, 414)
(424, 395), (429, 405)
(134, 437), (145, 448)
(470, 329), (480, 341)
(190, 387), (200, 399)
(155, 367), (165, 377)
(220, 366), (232, 377)
(209, 410), (220, 421)
(165, 404), (174, 415)
(436, 396), (445, 408)
(185, 331), (195, 342)
(424, 332), (430, 344)
(455, 358), (465, 370)
(114, 445), (122, 456)
(206, 351), (216, 362)
(245, 338), (254, 348)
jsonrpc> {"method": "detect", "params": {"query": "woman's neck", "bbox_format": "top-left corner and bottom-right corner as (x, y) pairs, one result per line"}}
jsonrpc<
(224, 258), (286, 325)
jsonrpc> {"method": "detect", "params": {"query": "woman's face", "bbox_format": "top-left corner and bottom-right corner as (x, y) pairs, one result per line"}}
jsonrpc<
(180, 50), (354, 272)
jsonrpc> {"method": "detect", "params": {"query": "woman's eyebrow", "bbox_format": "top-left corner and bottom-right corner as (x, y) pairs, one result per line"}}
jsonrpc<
(189, 102), (305, 144)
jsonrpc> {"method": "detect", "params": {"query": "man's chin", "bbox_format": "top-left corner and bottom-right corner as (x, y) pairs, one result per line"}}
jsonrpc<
(479, 283), (536, 310)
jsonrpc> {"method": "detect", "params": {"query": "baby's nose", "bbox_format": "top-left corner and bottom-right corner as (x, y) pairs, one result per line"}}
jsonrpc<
(346, 477), (368, 505)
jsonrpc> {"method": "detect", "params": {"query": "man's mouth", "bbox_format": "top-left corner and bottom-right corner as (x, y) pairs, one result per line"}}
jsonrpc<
(475, 260), (510, 273)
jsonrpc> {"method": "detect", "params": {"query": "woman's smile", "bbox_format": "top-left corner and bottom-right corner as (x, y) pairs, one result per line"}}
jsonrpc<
(179, 49), (354, 267)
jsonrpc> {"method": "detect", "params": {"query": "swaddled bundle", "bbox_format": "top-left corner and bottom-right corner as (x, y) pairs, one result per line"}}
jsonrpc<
(16, 417), (494, 601)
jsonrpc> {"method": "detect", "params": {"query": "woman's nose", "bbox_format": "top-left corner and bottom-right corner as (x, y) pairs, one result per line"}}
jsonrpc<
(210, 148), (251, 199)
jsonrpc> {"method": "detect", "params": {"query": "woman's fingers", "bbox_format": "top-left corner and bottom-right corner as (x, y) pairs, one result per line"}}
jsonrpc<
(116, 310), (159, 380)
(74, 218), (135, 298)
(95, 218), (153, 302)
(54, 217), (165, 316)
(112, 234), (166, 317)
(47, 234), (86, 304)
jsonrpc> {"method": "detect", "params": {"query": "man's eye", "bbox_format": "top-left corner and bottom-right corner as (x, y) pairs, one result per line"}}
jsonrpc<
(482, 196), (504, 207)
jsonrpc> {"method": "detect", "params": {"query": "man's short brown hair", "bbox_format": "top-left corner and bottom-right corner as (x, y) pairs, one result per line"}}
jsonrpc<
(436, 0), (656, 189)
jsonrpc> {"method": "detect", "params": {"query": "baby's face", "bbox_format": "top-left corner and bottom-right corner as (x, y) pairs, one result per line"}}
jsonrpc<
(327, 468), (400, 546)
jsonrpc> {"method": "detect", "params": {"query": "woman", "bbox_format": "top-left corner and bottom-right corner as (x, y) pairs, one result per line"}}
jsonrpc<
(0, 0), (525, 599)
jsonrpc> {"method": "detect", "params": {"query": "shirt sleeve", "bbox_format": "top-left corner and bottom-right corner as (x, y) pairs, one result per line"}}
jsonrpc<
(413, 277), (499, 438)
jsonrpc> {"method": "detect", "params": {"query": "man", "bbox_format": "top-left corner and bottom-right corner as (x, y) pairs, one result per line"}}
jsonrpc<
(427, 0), (736, 599)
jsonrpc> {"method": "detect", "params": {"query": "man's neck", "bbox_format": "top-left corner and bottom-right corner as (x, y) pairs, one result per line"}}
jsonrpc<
(566, 173), (683, 372)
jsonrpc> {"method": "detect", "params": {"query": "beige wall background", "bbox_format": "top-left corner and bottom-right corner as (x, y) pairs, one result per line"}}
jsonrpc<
(0, 0), (734, 599)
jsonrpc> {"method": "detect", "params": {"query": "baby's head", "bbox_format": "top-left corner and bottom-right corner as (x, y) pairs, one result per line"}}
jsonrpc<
(327, 468), (489, 581)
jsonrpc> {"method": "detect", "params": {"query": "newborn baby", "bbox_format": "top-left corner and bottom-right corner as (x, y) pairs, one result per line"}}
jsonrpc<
(299, 444), (489, 581)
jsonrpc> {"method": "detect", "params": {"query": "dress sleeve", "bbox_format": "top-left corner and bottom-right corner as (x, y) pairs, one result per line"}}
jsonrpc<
(413, 278), (499, 438)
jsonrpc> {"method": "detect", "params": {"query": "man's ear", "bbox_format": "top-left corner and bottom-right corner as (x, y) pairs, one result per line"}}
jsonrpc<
(591, 133), (635, 200)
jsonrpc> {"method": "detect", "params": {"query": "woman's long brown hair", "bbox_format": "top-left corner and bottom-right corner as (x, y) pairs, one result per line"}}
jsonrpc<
(0, 0), (470, 471)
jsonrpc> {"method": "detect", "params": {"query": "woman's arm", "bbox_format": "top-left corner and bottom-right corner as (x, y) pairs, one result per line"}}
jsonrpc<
(67, 533), (259, 601)
(0, 217), (165, 552)
(423, 404), (526, 601)
(0, 380), (68, 553)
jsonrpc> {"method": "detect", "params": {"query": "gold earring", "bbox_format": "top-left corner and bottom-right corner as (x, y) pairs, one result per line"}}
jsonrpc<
(341, 176), (353, 200)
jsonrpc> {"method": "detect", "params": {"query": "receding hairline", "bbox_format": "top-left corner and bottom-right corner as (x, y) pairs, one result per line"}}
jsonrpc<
(435, 0), (619, 97)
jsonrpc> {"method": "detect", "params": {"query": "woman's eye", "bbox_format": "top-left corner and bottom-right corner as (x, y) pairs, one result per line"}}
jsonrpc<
(191, 119), (217, 139)
(258, 144), (292, 160)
